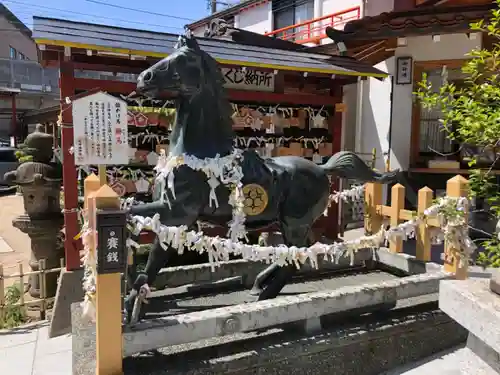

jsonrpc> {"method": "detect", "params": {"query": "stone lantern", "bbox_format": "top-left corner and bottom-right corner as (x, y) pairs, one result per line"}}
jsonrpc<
(4, 124), (64, 298)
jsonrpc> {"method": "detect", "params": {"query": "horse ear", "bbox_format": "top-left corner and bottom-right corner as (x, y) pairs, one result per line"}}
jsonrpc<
(184, 30), (200, 51)
(174, 35), (187, 50)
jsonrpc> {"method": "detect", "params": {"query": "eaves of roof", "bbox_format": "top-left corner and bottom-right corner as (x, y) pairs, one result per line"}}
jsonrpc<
(33, 17), (388, 79)
(340, 3), (494, 41)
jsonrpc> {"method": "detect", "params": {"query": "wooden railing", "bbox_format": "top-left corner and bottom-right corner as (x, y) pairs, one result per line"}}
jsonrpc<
(265, 7), (361, 44)
(364, 175), (470, 279)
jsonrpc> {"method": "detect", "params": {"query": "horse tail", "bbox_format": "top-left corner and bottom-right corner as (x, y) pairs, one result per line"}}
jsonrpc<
(319, 151), (400, 183)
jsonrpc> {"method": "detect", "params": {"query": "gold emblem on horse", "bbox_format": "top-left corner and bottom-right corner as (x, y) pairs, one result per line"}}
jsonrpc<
(242, 184), (268, 216)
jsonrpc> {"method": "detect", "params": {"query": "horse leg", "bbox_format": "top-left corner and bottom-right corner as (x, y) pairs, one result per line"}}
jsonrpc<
(255, 224), (313, 301)
(249, 263), (280, 296)
(124, 219), (201, 322)
(124, 237), (176, 322)
(248, 232), (281, 296)
(125, 246), (137, 294)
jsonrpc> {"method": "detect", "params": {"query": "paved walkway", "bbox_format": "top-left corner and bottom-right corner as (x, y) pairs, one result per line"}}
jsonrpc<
(0, 321), (71, 375)
(0, 194), (69, 375)
(0, 194), (31, 286)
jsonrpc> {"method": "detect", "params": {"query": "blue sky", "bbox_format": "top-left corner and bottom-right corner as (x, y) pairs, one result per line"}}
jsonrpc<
(3, 0), (239, 33)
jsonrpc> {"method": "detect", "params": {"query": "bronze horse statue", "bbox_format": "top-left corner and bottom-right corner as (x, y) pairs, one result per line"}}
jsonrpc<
(124, 33), (399, 321)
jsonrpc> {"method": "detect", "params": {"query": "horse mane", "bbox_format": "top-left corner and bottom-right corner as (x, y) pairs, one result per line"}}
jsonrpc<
(196, 48), (234, 128)
(170, 35), (235, 158)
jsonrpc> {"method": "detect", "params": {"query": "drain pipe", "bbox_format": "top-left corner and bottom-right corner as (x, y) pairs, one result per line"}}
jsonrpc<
(314, 0), (322, 21)
(354, 76), (364, 154)
(354, 0), (366, 155)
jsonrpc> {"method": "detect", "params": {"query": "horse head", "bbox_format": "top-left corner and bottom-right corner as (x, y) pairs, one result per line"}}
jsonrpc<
(136, 33), (225, 101)
(137, 31), (234, 158)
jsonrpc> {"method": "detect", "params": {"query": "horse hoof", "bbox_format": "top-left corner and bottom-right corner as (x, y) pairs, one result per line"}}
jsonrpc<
(249, 286), (262, 296)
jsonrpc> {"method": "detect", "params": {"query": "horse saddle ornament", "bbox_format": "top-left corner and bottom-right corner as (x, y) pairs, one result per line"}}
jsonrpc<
(242, 183), (269, 216)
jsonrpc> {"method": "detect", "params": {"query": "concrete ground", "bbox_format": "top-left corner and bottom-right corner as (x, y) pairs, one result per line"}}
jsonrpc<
(0, 321), (71, 375)
(0, 193), (31, 287)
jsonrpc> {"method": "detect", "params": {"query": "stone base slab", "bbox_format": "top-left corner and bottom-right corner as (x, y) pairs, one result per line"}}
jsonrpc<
(73, 304), (466, 375)
(122, 271), (450, 356)
(49, 268), (84, 338)
(375, 247), (442, 275)
(71, 269), (451, 374)
(154, 248), (373, 290)
(69, 247), (449, 373)
(439, 279), (500, 355)
(120, 305), (467, 375)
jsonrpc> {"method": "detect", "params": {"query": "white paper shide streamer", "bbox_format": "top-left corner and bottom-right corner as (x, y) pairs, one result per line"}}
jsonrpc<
(128, 194), (475, 271)
(154, 149), (247, 242)
(80, 221), (97, 322)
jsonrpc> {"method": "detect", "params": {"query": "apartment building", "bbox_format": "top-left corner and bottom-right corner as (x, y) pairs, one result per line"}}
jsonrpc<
(189, 0), (402, 44)
(0, 3), (58, 140)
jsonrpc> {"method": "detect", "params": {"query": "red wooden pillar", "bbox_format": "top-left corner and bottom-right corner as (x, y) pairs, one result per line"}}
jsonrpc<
(59, 61), (81, 270)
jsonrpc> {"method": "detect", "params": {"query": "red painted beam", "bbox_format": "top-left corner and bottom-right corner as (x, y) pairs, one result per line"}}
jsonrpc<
(228, 89), (336, 106)
(74, 78), (136, 94)
(60, 61), (82, 271)
(74, 78), (337, 106)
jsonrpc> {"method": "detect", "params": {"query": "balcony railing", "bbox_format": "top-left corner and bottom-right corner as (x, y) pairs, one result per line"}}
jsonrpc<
(265, 7), (361, 44)
(0, 58), (59, 94)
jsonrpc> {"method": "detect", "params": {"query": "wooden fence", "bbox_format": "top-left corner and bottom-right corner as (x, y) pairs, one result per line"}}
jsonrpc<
(339, 148), (381, 235)
(0, 258), (65, 327)
(364, 175), (469, 279)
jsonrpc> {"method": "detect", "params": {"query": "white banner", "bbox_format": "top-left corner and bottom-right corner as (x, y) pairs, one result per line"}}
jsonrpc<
(221, 67), (275, 92)
(72, 92), (129, 165)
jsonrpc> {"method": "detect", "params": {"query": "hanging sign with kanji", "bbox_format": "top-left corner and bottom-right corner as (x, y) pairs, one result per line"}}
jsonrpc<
(221, 67), (275, 92)
(72, 91), (129, 165)
(96, 210), (127, 274)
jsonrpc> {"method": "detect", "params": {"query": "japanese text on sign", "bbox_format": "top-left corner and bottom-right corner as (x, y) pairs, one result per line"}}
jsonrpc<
(72, 91), (129, 165)
(221, 68), (275, 92)
(98, 226), (125, 274)
(396, 57), (412, 85)
(96, 210), (127, 275)
(106, 230), (120, 263)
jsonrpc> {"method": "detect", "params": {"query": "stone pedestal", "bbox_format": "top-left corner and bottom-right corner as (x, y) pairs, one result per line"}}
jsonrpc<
(490, 269), (500, 296)
(439, 279), (500, 374)
(4, 125), (64, 299)
(12, 215), (64, 298)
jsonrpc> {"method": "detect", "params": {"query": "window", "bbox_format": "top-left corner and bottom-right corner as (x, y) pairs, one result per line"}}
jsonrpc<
(9, 46), (17, 59)
(411, 62), (467, 167)
(272, 0), (314, 41)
